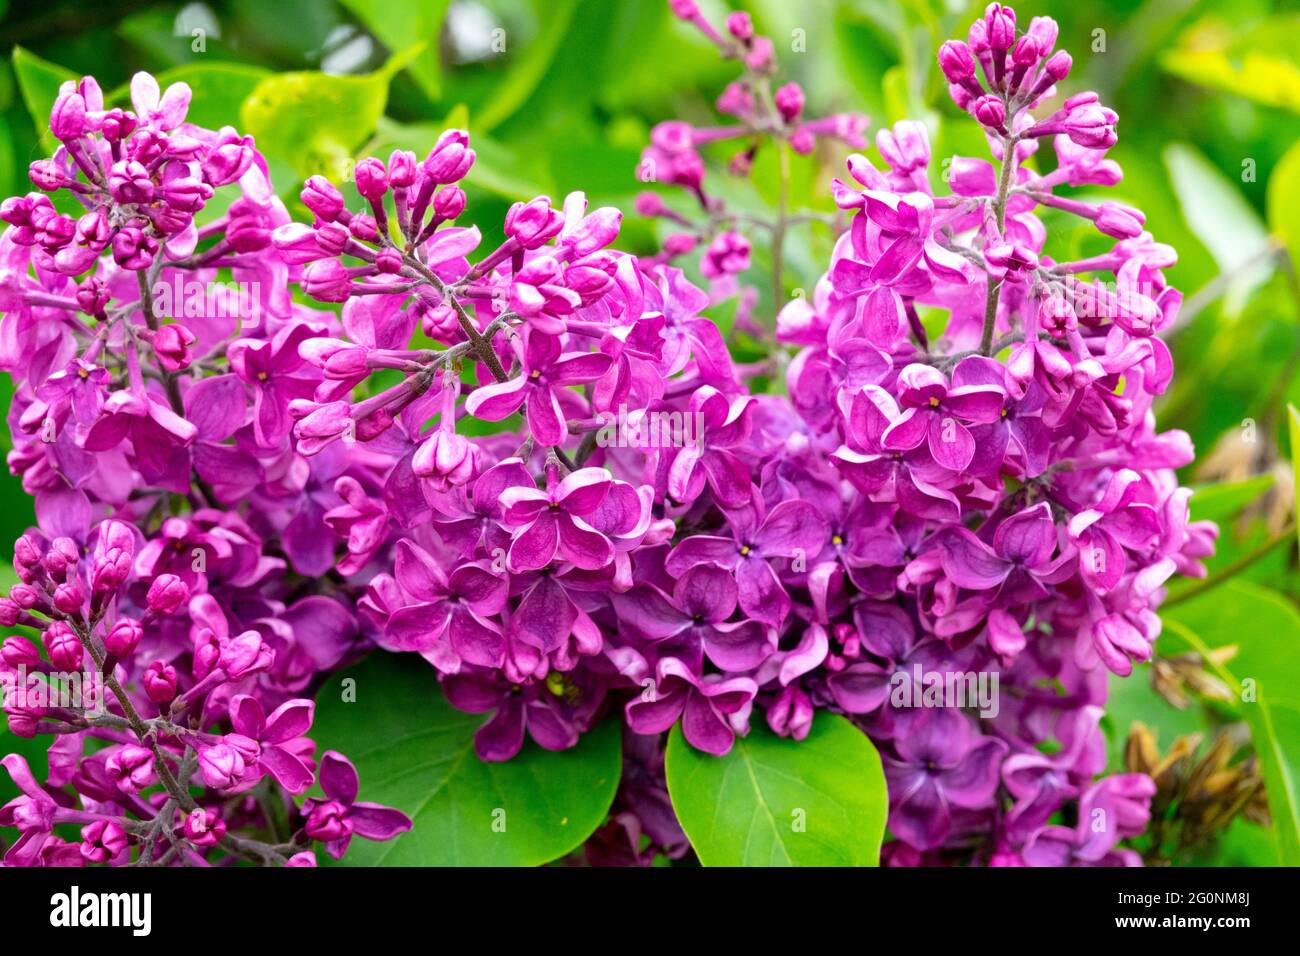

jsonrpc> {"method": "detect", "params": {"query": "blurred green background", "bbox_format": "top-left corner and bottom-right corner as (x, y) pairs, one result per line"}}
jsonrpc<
(1, 0), (1298, 865)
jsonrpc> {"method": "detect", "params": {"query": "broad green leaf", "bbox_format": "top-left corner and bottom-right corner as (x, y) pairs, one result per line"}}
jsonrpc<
(1161, 49), (1300, 112)
(1187, 475), (1276, 526)
(1291, 404), (1300, 559)
(107, 63), (270, 131)
(11, 47), (76, 152)
(665, 715), (887, 866)
(1270, 143), (1300, 272)
(339, 0), (450, 99)
(310, 653), (621, 866)
(1163, 142), (1271, 316)
(1161, 585), (1300, 866)
(475, 0), (579, 132)
(240, 44), (423, 182)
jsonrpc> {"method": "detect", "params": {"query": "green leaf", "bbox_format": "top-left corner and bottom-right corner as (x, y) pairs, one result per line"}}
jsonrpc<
(106, 63), (270, 132)
(11, 47), (76, 151)
(309, 653), (621, 866)
(338, 0), (450, 99)
(1270, 142), (1300, 272)
(475, 0), (579, 132)
(1187, 475), (1276, 526)
(1290, 403), (1300, 558)
(665, 715), (887, 866)
(240, 45), (423, 183)
(1161, 583), (1300, 866)
(1163, 142), (1272, 316)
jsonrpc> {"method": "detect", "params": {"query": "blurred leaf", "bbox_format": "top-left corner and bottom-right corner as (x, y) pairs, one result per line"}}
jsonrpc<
(665, 715), (887, 866)
(339, 0), (450, 99)
(1163, 142), (1272, 316)
(1161, 12), (1300, 116)
(310, 653), (621, 866)
(476, 0), (579, 132)
(11, 47), (76, 152)
(1188, 474), (1275, 525)
(1290, 403), (1300, 557)
(240, 44), (423, 183)
(1271, 142), (1300, 275)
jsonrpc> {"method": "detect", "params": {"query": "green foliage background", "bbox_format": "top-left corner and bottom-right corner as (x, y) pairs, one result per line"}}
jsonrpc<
(1, 0), (1298, 866)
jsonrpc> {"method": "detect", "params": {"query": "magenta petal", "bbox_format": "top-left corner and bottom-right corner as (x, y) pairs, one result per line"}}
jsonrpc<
(260, 747), (314, 795)
(512, 575), (577, 652)
(507, 514), (560, 572)
(926, 413), (975, 471)
(557, 516), (614, 569)
(940, 529), (1010, 590)
(464, 375), (527, 421)
(348, 803), (414, 840)
(318, 751), (359, 805)
(525, 385), (566, 446)
(475, 697), (527, 761)
(262, 698), (314, 744)
(700, 450), (752, 508)
(625, 682), (688, 735)
(881, 407), (928, 451)
(383, 602), (453, 653)
(665, 535), (740, 576)
(611, 586), (690, 640)
(681, 691), (736, 756)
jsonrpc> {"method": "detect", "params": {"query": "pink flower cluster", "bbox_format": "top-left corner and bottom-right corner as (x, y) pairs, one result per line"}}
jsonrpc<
(0, 2), (1215, 867)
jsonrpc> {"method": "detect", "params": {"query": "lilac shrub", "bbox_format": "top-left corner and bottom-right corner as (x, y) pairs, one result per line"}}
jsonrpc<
(0, 2), (1215, 867)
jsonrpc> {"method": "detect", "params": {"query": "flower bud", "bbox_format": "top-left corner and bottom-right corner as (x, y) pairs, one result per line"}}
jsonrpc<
(80, 819), (128, 863)
(147, 573), (189, 615)
(303, 260), (353, 303)
(2, 636), (40, 668)
(305, 799), (352, 843)
(43, 622), (83, 670)
(432, 186), (466, 222)
(0, 600), (22, 628)
(143, 660), (178, 703)
(104, 619), (143, 658)
(198, 742), (247, 790)
(348, 213), (380, 243)
(301, 175), (345, 222)
(387, 149), (417, 188)
(49, 92), (87, 140)
(423, 130), (475, 184)
(152, 323), (196, 372)
(412, 430), (481, 491)
(106, 745), (156, 793)
(504, 196), (564, 249)
(353, 157), (388, 201)
(182, 807), (227, 847)
(10, 584), (42, 610)
(28, 160), (64, 191)
(972, 95), (1007, 130)
(52, 581), (85, 615)
(774, 82), (805, 122)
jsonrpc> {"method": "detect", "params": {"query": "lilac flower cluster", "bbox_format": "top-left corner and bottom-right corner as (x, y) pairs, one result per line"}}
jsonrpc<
(0, 75), (410, 866)
(0, 2), (1215, 868)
